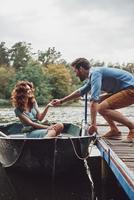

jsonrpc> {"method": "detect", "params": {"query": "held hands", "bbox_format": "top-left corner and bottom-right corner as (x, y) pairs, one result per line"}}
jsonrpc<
(45, 101), (53, 109)
(88, 125), (97, 135)
(47, 99), (58, 107)
(51, 99), (62, 106)
(47, 101), (53, 107)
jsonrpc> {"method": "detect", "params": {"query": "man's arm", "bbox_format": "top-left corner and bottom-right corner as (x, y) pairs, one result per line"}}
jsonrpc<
(52, 90), (81, 106)
(88, 101), (98, 135)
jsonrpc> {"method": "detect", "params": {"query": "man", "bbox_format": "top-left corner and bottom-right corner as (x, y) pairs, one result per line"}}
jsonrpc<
(52, 58), (134, 142)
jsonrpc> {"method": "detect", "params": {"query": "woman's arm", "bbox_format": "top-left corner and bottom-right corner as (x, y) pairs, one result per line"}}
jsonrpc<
(18, 114), (49, 129)
(36, 102), (52, 121)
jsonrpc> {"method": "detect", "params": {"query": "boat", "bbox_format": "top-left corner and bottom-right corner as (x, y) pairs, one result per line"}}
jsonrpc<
(0, 122), (93, 176)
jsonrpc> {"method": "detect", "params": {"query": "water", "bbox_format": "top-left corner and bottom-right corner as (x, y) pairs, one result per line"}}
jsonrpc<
(0, 105), (133, 125)
(0, 159), (129, 200)
(0, 164), (93, 200)
(0, 105), (133, 200)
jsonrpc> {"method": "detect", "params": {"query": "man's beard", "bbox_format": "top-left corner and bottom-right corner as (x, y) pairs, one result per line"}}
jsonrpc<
(79, 76), (85, 81)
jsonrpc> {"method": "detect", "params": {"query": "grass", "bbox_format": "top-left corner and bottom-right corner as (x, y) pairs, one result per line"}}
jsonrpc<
(0, 99), (11, 107)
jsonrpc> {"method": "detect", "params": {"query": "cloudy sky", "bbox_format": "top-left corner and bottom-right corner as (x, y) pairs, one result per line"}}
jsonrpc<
(1, 0), (134, 64)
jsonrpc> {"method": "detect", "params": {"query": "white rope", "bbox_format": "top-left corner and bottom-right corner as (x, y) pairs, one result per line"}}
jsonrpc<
(69, 137), (97, 160)
(88, 138), (97, 156)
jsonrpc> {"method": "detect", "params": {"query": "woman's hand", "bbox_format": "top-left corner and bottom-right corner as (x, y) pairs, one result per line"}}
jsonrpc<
(47, 102), (53, 107)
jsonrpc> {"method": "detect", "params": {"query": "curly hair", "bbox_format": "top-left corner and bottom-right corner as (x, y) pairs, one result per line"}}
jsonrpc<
(11, 81), (35, 111)
(71, 58), (91, 70)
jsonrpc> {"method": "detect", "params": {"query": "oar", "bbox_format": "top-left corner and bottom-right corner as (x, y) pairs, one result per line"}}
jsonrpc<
(0, 131), (8, 138)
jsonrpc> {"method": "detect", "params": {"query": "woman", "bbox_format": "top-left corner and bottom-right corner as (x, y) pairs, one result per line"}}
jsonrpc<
(11, 81), (64, 138)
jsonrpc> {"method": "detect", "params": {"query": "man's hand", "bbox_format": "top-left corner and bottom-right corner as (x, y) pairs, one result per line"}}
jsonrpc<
(51, 99), (62, 106)
(88, 125), (97, 135)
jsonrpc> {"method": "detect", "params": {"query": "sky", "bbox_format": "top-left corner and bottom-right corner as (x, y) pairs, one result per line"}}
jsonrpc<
(1, 0), (134, 64)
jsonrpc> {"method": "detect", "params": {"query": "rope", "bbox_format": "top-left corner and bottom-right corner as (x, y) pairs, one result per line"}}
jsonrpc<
(69, 136), (97, 160)
(88, 137), (97, 156)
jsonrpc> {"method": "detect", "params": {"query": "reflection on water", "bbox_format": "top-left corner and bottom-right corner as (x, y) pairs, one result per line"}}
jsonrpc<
(0, 164), (93, 200)
(0, 159), (130, 200)
(88, 157), (129, 200)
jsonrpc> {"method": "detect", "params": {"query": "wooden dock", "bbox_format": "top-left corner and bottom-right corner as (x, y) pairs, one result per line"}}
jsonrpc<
(96, 126), (134, 200)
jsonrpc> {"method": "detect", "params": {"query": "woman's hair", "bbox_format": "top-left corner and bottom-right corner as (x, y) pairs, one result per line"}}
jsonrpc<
(11, 81), (35, 111)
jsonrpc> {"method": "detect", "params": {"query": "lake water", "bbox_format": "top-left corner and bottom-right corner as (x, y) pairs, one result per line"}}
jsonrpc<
(0, 105), (133, 125)
(0, 164), (93, 200)
(0, 105), (133, 200)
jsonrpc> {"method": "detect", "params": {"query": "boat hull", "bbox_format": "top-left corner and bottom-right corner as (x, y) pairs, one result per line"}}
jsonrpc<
(0, 123), (92, 175)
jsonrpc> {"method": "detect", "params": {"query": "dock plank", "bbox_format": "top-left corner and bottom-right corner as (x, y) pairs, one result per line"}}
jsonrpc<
(97, 125), (134, 200)
(99, 126), (134, 177)
(97, 123), (134, 200)
(104, 138), (134, 174)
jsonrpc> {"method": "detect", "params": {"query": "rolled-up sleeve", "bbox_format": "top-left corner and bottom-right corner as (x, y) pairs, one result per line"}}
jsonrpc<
(90, 71), (102, 102)
(78, 79), (91, 96)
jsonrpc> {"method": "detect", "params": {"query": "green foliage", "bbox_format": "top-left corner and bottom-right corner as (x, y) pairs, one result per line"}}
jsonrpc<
(0, 66), (15, 99)
(123, 63), (134, 74)
(0, 42), (10, 66)
(7, 62), (52, 104)
(38, 47), (62, 67)
(0, 99), (10, 107)
(66, 64), (81, 89)
(44, 64), (73, 99)
(15, 62), (44, 85)
(9, 42), (32, 70)
(0, 41), (134, 106)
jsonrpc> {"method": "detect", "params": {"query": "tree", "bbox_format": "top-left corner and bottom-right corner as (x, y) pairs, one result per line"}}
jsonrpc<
(124, 63), (134, 74)
(66, 64), (81, 89)
(38, 47), (62, 67)
(0, 66), (15, 99)
(9, 42), (32, 70)
(7, 61), (52, 104)
(44, 64), (73, 99)
(0, 42), (10, 66)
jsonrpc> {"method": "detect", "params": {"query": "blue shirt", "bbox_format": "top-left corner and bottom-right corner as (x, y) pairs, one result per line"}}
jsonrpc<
(79, 67), (134, 102)
(15, 104), (38, 125)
